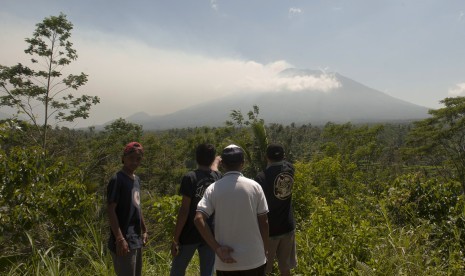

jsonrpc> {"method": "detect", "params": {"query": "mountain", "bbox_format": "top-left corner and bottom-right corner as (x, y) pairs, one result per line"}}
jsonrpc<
(123, 69), (431, 130)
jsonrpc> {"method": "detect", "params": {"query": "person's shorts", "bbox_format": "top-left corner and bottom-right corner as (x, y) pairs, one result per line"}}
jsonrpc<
(266, 231), (297, 273)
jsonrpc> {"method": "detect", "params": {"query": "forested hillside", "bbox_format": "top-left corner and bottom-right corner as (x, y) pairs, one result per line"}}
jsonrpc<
(2, 99), (465, 275)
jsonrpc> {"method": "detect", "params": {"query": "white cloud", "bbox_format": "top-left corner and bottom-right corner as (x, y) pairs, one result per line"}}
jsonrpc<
(210, 0), (218, 11)
(448, 83), (465, 97)
(289, 7), (302, 14)
(289, 7), (303, 17)
(1, 13), (340, 127)
(459, 11), (465, 22)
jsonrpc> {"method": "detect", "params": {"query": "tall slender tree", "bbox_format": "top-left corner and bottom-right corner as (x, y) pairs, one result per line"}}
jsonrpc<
(0, 13), (99, 151)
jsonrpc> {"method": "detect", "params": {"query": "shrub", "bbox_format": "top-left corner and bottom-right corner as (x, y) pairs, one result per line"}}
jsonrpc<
(295, 197), (375, 275)
(0, 146), (95, 259)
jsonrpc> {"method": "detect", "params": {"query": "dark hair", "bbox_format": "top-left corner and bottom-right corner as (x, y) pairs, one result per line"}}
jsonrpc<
(196, 143), (216, 166)
(221, 161), (243, 171)
(266, 143), (284, 161)
(221, 144), (244, 166)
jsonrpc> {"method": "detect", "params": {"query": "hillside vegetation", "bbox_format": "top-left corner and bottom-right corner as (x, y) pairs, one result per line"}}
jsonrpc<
(2, 99), (465, 275)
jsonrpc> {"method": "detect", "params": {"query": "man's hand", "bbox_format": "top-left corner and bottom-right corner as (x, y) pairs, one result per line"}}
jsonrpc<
(171, 241), (180, 257)
(116, 239), (130, 256)
(211, 156), (222, 171)
(215, 245), (237, 264)
(142, 232), (148, 245)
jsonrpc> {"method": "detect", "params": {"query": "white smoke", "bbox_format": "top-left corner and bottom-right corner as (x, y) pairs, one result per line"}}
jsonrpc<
(448, 83), (465, 97)
(236, 61), (341, 93)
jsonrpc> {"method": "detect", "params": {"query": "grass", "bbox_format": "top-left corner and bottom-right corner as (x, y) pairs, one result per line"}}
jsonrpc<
(2, 222), (208, 275)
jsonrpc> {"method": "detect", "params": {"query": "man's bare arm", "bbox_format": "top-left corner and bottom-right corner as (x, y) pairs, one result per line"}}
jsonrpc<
(194, 211), (236, 263)
(108, 202), (129, 256)
(257, 213), (269, 258)
(171, 196), (191, 256)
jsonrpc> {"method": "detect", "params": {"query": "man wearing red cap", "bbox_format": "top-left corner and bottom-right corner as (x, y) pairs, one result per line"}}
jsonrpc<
(107, 142), (148, 276)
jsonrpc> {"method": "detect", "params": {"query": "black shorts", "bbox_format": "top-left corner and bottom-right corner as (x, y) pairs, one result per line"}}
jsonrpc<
(216, 263), (266, 276)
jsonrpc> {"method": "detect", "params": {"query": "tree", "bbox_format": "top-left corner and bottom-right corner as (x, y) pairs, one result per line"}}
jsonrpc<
(404, 97), (465, 194)
(225, 105), (268, 175)
(0, 13), (100, 150)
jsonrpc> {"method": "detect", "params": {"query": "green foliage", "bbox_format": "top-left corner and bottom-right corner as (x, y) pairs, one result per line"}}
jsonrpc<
(0, 146), (95, 256)
(225, 105), (268, 176)
(369, 223), (446, 275)
(292, 162), (318, 224)
(0, 119), (37, 150)
(368, 205), (465, 275)
(73, 221), (113, 276)
(295, 197), (375, 275)
(146, 195), (181, 243)
(321, 123), (385, 177)
(383, 173), (463, 226)
(374, 173), (465, 274)
(405, 97), (465, 193)
(5, 101), (465, 274)
(6, 233), (67, 276)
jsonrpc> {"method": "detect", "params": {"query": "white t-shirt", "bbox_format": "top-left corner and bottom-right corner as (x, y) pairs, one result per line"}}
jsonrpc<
(197, 171), (269, 271)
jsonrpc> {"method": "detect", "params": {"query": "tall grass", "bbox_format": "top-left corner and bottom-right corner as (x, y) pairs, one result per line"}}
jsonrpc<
(7, 233), (68, 276)
(2, 220), (206, 275)
(73, 221), (113, 276)
(3, 200), (464, 275)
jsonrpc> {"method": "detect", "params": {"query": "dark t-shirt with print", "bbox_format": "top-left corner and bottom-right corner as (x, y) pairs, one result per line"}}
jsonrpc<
(255, 161), (295, 237)
(107, 171), (144, 252)
(179, 169), (222, 245)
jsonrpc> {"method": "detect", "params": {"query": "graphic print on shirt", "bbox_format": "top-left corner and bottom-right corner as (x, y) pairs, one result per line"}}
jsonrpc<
(132, 187), (141, 209)
(273, 172), (294, 200)
(194, 176), (215, 199)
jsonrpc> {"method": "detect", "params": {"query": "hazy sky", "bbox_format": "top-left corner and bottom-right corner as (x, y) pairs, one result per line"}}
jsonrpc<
(1, 0), (464, 127)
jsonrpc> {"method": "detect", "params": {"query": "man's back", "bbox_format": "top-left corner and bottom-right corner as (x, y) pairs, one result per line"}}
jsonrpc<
(178, 169), (221, 244)
(198, 171), (268, 271)
(256, 160), (295, 237)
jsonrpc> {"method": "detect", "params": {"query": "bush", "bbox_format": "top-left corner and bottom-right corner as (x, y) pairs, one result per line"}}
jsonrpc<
(383, 173), (463, 226)
(295, 197), (375, 275)
(0, 146), (95, 260)
(145, 195), (181, 245)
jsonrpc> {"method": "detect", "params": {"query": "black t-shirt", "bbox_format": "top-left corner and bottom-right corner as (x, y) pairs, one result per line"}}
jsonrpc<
(255, 161), (295, 237)
(107, 171), (143, 252)
(179, 169), (222, 244)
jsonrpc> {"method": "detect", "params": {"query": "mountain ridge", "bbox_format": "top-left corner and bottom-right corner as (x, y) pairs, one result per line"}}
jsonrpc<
(108, 69), (431, 130)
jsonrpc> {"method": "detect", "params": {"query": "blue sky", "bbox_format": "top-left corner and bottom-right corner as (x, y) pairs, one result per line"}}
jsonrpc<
(1, 0), (464, 127)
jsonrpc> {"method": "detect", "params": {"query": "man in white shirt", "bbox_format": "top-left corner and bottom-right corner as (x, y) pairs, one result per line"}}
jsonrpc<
(194, 144), (269, 275)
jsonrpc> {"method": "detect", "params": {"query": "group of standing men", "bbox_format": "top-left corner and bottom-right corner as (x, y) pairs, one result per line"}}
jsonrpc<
(107, 141), (297, 276)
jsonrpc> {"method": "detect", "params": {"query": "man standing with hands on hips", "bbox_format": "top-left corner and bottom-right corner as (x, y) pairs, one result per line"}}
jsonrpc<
(194, 144), (269, 275)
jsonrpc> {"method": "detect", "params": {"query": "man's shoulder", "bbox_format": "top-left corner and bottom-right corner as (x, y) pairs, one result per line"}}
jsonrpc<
(182, 170), (221, 188)
(267, 161), (294, 174)
(239, 175), (263, 189)
(109, 171), (123, 183)
(184, 170), (197, 178)
(192, 169), (222, 181)
(255, 170), (266, 180)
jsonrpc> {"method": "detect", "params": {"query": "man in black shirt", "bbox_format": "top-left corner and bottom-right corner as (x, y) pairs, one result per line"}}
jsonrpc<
(107, 142), (148, 276)
(170, 143), (222, 276)
(255, 144), (297, 276)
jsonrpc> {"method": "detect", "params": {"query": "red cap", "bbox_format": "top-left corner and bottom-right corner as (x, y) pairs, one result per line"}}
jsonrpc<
(124, 142), (144, 155)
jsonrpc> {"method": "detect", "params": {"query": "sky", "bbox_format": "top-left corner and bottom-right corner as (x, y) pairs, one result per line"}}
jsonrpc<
(1, 0), (464, 128)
